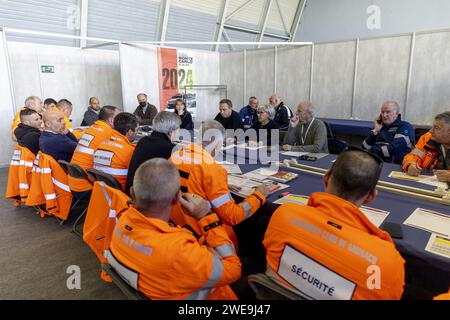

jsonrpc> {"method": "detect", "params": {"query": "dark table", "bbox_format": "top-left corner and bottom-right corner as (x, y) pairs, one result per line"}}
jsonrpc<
(220, 148), (449, 299)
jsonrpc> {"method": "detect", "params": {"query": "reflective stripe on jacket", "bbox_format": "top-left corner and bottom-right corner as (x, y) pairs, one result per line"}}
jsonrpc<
(69, 120), (114, 192)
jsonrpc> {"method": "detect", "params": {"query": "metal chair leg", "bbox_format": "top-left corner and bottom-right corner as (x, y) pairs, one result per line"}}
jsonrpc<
(71, 207), (88, 238)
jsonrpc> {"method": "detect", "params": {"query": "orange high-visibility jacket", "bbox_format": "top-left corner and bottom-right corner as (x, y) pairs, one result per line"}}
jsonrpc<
(83, 181), (131, 266)
(263, 192), (405, 300)
(26, 152), (46, 211)
(17, 146), (35, 203)
(403, 132), (449, 172)
(109, 207), (241, 300)
(5, 146), (22, 206)
(434, 288), (450, 300)
(93, 131), (136, 191)
(169, 143), (266, 236)
(40, 153), (73, 221)
(69, 120), (114, 192)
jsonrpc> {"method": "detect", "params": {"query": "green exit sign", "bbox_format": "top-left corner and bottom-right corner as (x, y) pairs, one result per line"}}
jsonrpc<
(41, 65), (55, 73)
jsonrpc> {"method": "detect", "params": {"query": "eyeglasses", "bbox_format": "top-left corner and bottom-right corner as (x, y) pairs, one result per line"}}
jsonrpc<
(257, 111), (267, 115)
(299, 155), (318, 161)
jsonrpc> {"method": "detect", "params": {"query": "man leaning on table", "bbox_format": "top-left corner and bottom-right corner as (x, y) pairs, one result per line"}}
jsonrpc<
(403, 111), (450, 183)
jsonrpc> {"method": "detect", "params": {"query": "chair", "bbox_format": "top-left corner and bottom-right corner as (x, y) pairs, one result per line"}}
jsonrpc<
(100, 264), (147, 300)
(248, 273), (306, 300)
(328, 138), (348, 155)
(58, 160), (92, 237)
(323, 121), (334, 139)
(86, 168), (122, 191)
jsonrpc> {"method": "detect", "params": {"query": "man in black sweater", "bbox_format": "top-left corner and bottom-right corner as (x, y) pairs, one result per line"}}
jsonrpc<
(270, 93), (293, 131)
(14, 109), (43, 155)
(125, 111), (181, 195)
(214, 99), (243, 130)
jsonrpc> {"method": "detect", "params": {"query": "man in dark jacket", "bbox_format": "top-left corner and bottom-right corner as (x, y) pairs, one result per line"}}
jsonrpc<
(363, 101), (414, 164)
(125, 111), (180, 195)
(134, 93), (158, 126)
(81, 97), (101, 126)
(270, 94), (293, 131)
(40, 110), (78, 162)
(14, 109), (43, 155)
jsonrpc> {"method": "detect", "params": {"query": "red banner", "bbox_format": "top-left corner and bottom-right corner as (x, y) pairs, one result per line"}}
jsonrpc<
(157, 47), (178, 111)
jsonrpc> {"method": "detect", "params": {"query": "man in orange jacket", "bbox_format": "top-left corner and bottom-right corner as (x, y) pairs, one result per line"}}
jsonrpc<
(108, 158), (241, 300)
(169, 120), (270, 236)
(11, 96), (43, 141)
(93, 112), (138, 191)
(264, 147), (405, 300)
(403, 112), (450, 183)
(69, 105), (120, 194)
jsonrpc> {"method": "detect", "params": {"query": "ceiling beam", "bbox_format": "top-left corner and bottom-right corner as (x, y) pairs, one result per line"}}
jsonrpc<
(156, 0), (171, 44)
(212, 0), (230, 51)
(224, 24), (289, 40)
(225, 0), (257, 21)
(255, 0), (274, 48)
(289, 0), (307, 42)
(79, 0), (89, 48)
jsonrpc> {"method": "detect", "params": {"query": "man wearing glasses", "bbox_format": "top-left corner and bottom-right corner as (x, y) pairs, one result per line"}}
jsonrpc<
(264, 147), (405, 300)
(282, 101), (328, 153)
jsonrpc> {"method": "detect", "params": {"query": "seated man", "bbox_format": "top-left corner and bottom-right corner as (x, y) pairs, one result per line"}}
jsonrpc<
(403, 111), (450, 183)
(108, 158), (241, 300)
(39, 110), (78, 162)
(69, 105), (120, 193)
(240, 96), (259, 129)
(56, 99), (74, 134)
(14, 109), (43, 155)
(363, 101), (414, 164)
(11, 96), (43, 140)
(126, 111), (180, 195)
(214, 99), (243, 131)
(43, 98), (57, 113)
(134, 93), (158, 126)
(93, 112), (139, 191)
(270, 94), (293, 131)
(81, 97), (101, 126)
(170, 120), (270, 232)
(283, 101), (328, 153)
(264, 148), (405, 300)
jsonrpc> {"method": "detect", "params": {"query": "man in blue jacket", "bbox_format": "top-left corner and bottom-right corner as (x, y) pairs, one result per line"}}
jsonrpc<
(363, 101), (414, 164)
(40, 110), (79, 162)
(240, 96), (259, 129)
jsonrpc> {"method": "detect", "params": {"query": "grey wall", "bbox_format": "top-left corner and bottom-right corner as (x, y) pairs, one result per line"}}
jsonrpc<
(297, 0), (450, 43)
(8, 42), (122, 127)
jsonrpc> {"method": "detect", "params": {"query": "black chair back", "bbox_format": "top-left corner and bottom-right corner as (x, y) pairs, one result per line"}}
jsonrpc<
(58, 160), (92, 185)
(86, 168), (123, 191)
(328, 139), (348, 155)
(323, 121), (334, 139)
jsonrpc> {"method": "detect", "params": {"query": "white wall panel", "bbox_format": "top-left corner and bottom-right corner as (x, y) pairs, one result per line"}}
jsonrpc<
(354, 35), (410, 120)
(220, 51), (244, 109)
(0, 31), (16, 165)
(8, 42), (122, 127)
(276, 45), (311, 112)
(246, 48), (275, 106)
(313, 41), (355, 118)
(408, 31), (450, 125)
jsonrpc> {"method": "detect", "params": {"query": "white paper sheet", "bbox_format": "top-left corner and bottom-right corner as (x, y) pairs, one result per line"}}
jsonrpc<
(360, 206), (390, 228)
(403, 208), (450, 237)
(281, 151), (308, 157)
(425, 233), (450, 259)
(388, 171), (448, 189)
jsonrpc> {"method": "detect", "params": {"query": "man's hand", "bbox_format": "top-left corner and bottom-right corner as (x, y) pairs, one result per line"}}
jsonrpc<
(436, 170), (450, 183)
(226, 137), (236, 145)
(179, 193), (211, 220)
(255, 182), (271, 197)
(283, 144), (292, 151)
(372, 116), (383, 134)
(289, 115), (300, 128)
(407, 164), (421, 177)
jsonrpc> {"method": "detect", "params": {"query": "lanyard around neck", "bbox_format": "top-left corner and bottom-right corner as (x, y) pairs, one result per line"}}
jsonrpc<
(300, 118), (315, 145)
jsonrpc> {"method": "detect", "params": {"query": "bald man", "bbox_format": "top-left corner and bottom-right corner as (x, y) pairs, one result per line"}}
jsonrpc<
(39, 110), (78, 162)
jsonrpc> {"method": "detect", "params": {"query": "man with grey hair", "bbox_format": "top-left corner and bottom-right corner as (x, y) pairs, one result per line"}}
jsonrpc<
(11, 96), (43, 140)
(250, 104), (280, 146)
(134, 93), (158, 126)
(125, 111), (181, 194)
(108, 158), (242, 300)
(403, 111), (450, 183)
(363, 100), (414, 164)
(283, 101), (328, 153)
(169, 120), (270, 241)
